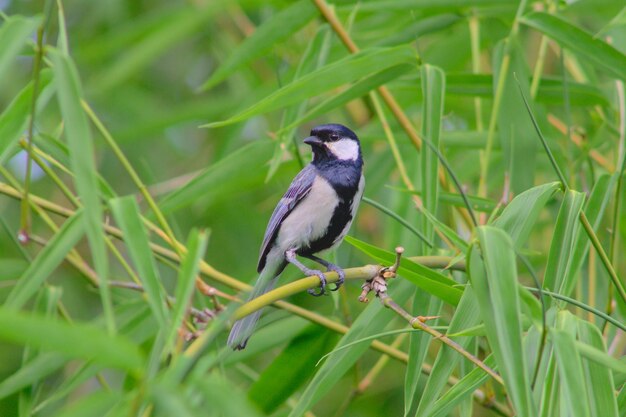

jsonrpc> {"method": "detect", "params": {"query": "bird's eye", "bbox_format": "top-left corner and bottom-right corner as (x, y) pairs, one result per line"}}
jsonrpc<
(330, 134), (339, 141)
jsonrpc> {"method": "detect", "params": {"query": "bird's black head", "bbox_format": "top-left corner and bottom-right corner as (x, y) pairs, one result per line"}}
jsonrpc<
(303, 123), (361, 164)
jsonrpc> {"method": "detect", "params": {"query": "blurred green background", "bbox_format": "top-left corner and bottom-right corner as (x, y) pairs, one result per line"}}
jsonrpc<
(1, 0), (626, 416)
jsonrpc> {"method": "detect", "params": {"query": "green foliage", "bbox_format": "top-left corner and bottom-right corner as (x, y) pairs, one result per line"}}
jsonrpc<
(0, 1), (625, 417)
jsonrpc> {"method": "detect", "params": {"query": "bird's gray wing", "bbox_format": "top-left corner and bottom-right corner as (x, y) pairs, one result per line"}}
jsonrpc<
(257, 165), (316, 272)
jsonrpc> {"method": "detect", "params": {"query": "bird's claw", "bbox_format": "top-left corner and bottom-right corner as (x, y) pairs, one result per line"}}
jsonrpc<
(328, 268), (345, 291)
(307, 271), (328, 296)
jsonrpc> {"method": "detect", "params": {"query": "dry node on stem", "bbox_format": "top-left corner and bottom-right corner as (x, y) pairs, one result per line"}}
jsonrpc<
(359, 246), (404, 303)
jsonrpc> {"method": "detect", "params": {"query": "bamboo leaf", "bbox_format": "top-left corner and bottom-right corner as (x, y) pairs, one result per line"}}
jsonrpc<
(50, 48), (114, 332)
(249, 326), (337, 413)
(469, 227), (536, 417)
(203, 45), (419, 128)
(0, 352), (66, 400)
(289, 280), (414, 417)
(420, 64), (445, 247)
(278, 63), (414, 134)
(91, 3), (223, 92)
(493, 181), (561, 248)
(165, 228), (208, 354)
(404, 292), (442, 416)
(543, 190), (586, 294)
(200, 0), (319, 90)
(55, 391), (123, 417)
(577, 321), (624, 417)
(0, 15), (41, 78)
(521, 11), (626, 81)
(551, 329), (592, 417)
(0, 308), (144, 374)
(110, 196), (168, 326)
(158, 140), (274, 214)
(267, 24), (331, 180)
(429, 355), (497, 417)
(414, 287), (482, 417)
(0, 70), (52, 164)
(6, 211), (84, 310)
(346, 236), (463, 305)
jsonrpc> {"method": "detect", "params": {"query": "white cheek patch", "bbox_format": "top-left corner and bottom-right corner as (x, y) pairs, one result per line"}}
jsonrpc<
(326, 139), (359, 160)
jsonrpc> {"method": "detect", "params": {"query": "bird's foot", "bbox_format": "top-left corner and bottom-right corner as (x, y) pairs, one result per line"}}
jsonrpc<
(306, 269), (328, 297)
(327, 266), (345, 291)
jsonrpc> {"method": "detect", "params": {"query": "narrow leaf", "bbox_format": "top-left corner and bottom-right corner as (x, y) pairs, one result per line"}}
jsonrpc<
(0, 308), (144, 373)
(346, 236), (463, 305)
(165, 229), (208, 353)
(200, 0), (318, 90)
(6, 211), (84, 310)
(110, 196), (168, 326)
(551, 329), (592, 417)
(521, 11), (626, 81)
(50, 48), (114, 332)
(420, 64), (445, 247)
(493, 181), (561, 248)
(158, 140), (274, 214)
(469, 227), (536, 417)
(203, 45), (419, 128)
(289, 280), (414, 417)
(0, 16), (41, 79)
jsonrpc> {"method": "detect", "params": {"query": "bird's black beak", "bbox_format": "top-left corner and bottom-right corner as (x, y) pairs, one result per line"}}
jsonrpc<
(303, 136), (323, 147)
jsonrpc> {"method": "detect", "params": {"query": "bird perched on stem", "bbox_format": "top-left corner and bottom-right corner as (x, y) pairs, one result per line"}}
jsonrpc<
(228, 123), (365, 350)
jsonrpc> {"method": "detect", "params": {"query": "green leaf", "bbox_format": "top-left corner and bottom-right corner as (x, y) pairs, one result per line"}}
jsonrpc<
(50, 48), (114, 332)
(249, 326), (337, 413)
(521, 12), (626, 81)
(345, 236), (463, 305)
(414, 287), (481, 417)
(0, 352), (66, 400)
(561, 174), (615, 297)
(165, 228), (208, 353)
(363, 197), (433, 247)
(91, 3), (224, 92)
(0, 70), (52, 164)
(469, 227), (536, 417)
(420, 64), (445, 247)
(6, 211), (84, 310)
(577, 321), (624, 417)
(493, 181), (561, 248)
(278, 63), (414, 134)
(551, 329), (592, 417)
(0, 16), (41, 79)
(444, 73), (609, 107)
(0, 308), (144, 374)
(200, 0), (319, 90)
(404, 292), (442, 416)
(395, 187), (497, 212)
(190, 372), (265, 417)
(429, 355), (497, 417)
(158, 140), (274, 214)
(0, 258), (29, 279)
(54, 391), (122, 417)
(110, 196), (168, 326)
(267, 24), (331, 180)
(289, 280), (414, 417)
(203, 45), (419, 128)
(493, 38), (536, 193)
(543, 190), (586, 294)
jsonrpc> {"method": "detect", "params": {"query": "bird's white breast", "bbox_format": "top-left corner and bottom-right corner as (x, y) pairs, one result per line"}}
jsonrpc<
(275, 176), (339, 251)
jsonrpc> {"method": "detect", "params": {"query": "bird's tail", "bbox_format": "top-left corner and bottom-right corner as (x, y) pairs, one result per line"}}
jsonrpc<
(227, 262), (282, 350)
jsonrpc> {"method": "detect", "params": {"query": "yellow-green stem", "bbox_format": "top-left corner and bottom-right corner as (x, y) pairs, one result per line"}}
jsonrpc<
(379, 292), (504, 386)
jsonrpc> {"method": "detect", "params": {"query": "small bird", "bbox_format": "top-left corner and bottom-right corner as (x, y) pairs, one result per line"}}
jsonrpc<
(228, 123), (365, 350)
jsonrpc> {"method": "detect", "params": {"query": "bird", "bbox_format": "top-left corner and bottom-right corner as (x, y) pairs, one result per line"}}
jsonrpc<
(227, 123), (365, 350)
